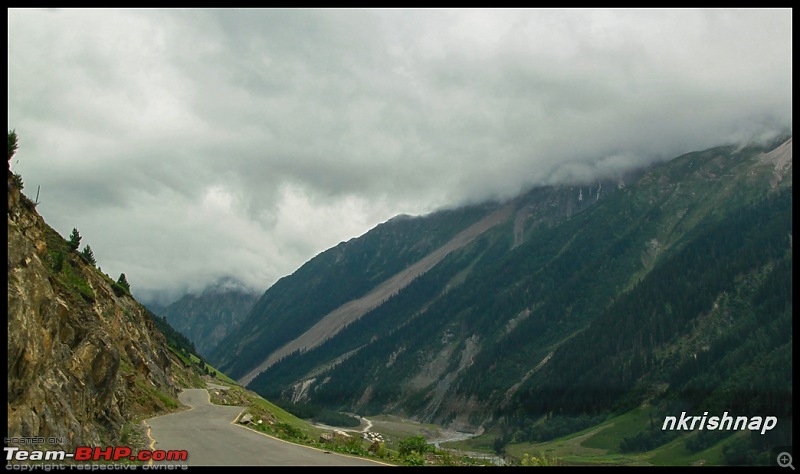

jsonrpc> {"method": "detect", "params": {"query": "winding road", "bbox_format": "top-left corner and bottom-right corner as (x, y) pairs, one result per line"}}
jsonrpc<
(144, 388), (386, 466)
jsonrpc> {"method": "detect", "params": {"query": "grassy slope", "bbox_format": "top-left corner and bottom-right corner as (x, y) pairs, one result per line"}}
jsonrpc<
(446, 405), (750, 466)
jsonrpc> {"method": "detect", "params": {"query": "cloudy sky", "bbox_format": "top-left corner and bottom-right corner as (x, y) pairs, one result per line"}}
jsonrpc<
(8, 8), (792, 305)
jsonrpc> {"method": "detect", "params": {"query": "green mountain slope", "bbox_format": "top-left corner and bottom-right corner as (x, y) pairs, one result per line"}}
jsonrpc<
(209, 136), (791, 463)
(210, 203), (501, 377)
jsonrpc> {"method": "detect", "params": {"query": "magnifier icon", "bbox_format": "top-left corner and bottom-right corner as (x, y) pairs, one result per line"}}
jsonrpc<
(778, 452), (795, 470)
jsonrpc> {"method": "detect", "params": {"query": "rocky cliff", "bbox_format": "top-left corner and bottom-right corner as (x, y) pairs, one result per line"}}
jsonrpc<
(7, 175), (182, 449)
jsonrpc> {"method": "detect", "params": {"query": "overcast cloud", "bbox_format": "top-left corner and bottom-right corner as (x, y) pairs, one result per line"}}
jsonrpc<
(8, 8), (792, 305)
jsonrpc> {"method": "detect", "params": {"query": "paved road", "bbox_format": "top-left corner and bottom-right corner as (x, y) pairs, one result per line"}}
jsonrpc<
(144, 389), (386, 466)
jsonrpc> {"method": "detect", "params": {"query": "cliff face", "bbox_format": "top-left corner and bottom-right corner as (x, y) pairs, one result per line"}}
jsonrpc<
(7, 180), (180, 449)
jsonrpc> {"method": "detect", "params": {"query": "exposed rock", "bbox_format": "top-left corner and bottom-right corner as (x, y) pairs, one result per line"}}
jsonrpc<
(333, 429), (352, 439)
(367, 440), (383, 454)
(319, 430), (353, 445)
(7, 176), (180, 450)
(239, 414), (253, 425)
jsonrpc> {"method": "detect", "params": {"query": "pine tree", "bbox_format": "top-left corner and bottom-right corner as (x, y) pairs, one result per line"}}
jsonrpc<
(8, 129), (18, 162)
(68, 228), (82, 251)
(80, 245), (96, 265)
(116, 273), (131, 293)
(8, 129), (22, 189)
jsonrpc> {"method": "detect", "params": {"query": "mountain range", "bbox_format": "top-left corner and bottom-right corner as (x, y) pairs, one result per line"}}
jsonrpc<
(8, 130), (791, 464)
(203, 136), (792, 459)
(147, 280), (258, 358)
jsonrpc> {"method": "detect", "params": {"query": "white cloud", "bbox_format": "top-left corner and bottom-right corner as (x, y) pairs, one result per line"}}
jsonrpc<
(8, 8), (792, 304)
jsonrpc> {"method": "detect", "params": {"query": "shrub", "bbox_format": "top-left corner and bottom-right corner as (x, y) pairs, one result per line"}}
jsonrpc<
(398, 435), (433, 456)
(112, 283), (128, 297)
(519, 453), (558, 466)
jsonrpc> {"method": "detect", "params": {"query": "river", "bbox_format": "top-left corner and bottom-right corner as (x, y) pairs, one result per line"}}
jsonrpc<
(427, 430), (507, 466)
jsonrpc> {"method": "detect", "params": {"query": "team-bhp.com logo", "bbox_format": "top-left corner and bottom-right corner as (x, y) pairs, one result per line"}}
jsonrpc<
(5, 446), (188, 462)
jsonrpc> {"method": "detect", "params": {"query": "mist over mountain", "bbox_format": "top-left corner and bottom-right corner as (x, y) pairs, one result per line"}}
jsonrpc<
(7, 121), (791, 465)
(208, 136), (792, 464)
(147, 279), (259, 358)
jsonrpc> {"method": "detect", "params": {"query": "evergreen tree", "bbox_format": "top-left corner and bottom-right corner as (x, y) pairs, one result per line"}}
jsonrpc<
(68, 228), (82, 251)
(8, 129), (18, 162)
(117, 273), (131, 292)
(8, 129), (22, 189)
(80, 245), (96, 265)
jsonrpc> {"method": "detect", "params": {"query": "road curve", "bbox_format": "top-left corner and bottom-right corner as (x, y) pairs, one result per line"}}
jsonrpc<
(144, 389), (386, 466)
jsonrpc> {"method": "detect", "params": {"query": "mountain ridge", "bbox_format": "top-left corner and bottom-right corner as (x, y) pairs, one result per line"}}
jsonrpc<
(147, 282), (258, 359)
(238, 203), (516, 385)
(208, 136), (791, 453)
